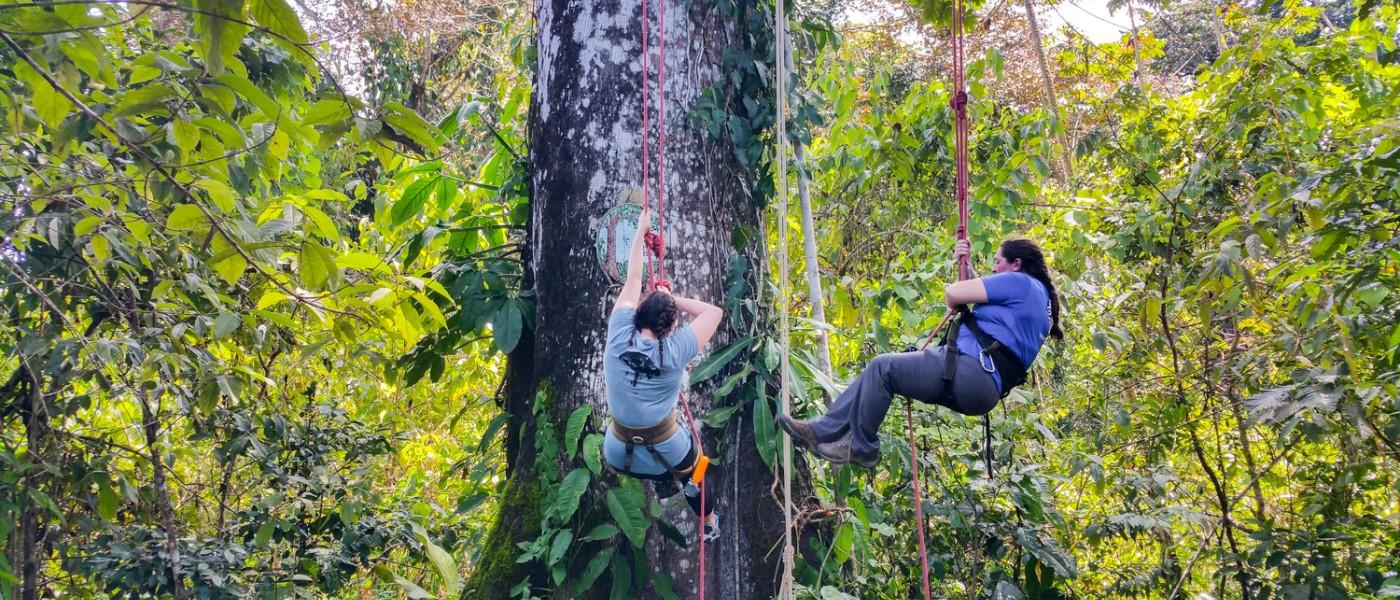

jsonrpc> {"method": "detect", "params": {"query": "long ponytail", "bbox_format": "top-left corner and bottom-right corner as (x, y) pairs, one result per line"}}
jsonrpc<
(999, 238), (1064, 340)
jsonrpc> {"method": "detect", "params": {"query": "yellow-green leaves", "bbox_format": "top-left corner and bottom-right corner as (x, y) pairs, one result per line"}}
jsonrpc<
(299, 240), (338, 290)
(215, 73), (281, 118)
(249, 0), (309, 45)
(13, 62), (71, 130)
(392, 177), (437, 228)
(381, 102), (443, 154)
(165, 204), (209, 231)
(298, 204), (340, 241)
(210, 233), (248, 285)
(195, 178), (237, 213)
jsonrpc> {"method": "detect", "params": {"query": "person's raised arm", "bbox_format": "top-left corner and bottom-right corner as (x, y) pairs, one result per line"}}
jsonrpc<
(671, 294), (724, 350)
(944, 278), (988, 309)
(613, 206), (651, 312)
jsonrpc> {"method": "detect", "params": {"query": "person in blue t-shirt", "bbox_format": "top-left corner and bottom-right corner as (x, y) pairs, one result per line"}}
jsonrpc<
(779, 238), (1064, 467)
(603, 205), (724, 538)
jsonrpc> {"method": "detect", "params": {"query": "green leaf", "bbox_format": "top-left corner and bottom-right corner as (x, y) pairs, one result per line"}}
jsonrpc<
(565, 405), (593, 459)
(335, 252), (391, 273)
(374, 564), (433, 599)
(547, 468), (590, 524)
(753, 377), (776, 469)
(97, 482), (119, 520)
(606, 482), (649, 548)
(491, 301), (523, 353)
(689, 335), (753, 385)
(213, 312), (240, 339)
(548, 529), (573, 566)
(165, 204), (208, 231)
(582, 433), (604, 475)
(391, 177), (437, 228)
(382, 101), (442, 153)
(298, 204), (340, 241)
(574, 546), (614, 593)
(115, 83), (177, 116)
(299, 240), (337, 289)
(194, 178), (236, 213)
(701, 405), (740, 428)
(23, 68), (72, 130)
(304, 98), (352, 126)
(214, 73), (282, 118)
(580, 523), (619, 542)
(193, 0), (247, 75)
(249, 0), (309, 44)
(74, 215), (102, 237)
(414, 531), (462, 595)
(435, 177), (458, 210)
(833, 522), (854, 563)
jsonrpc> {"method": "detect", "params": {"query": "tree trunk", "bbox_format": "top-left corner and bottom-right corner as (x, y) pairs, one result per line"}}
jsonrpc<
(137, 387), (185, 599)
(1020, 0), (1073, 181)
(19, 368), (44, 600)
(1126, 0), (1143, 82)
(472, 0), (806, 597)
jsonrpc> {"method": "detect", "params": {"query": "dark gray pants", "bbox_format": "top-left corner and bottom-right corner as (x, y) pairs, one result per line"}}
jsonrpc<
(809, 346), (1000, 456)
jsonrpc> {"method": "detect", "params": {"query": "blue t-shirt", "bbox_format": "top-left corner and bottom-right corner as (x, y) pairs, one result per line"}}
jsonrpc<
(602, 306), (700, 476)
(956, 272), (1052, 392)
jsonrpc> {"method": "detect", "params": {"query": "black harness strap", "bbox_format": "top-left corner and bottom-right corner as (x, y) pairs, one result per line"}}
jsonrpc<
(938, 306), (1029, 476)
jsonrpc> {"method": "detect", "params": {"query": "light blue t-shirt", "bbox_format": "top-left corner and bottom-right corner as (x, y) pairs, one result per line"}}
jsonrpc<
(602, 306), (700, 476)
(956, 272), (1052, 392)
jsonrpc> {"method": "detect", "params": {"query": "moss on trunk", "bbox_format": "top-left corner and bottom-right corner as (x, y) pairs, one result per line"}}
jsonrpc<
(463, 474), (543, 600)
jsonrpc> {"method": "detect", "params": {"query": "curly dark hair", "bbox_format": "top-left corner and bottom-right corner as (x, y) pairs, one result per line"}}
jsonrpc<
(631, 291), (679, 367)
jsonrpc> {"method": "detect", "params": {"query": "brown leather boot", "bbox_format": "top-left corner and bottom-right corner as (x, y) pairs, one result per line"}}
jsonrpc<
(777, 415), (821, 450)
(814, 438), (879, 468)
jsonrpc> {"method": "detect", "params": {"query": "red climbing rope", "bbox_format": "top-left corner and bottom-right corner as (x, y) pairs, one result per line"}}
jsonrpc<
(638, 2), (705, 597)
(907, 0), (973, 597)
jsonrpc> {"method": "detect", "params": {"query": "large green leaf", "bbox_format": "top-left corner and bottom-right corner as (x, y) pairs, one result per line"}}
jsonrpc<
(382, 101), (442, 153)
(752, 376), (776, 469)
(299, 240), (337, 289)
(413, 529), (461, 595)
(491, 301), (523, 353)
(605, 482), (648, 548)
(193, 0), (247, 75)
(689, 335), (754, 385)
(391, 176), (437, 228)
(547, 468), (590, 524)
(248, 0), (308, 44)
(165, 204), (209, 231)
(565, 404), (593, 459)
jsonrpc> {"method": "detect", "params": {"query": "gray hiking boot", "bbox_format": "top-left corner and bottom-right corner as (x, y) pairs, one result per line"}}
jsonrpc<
(814, 437), (879, 468)
(777, 415), (821, 450)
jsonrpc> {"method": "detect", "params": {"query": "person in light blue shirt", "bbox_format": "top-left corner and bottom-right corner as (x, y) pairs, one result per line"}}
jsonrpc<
(780, 238), (1064, 467)
(602, 205), (723, 537)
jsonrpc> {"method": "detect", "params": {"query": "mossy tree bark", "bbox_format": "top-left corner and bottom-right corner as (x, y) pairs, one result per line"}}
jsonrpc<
(468, 0), (812, 598)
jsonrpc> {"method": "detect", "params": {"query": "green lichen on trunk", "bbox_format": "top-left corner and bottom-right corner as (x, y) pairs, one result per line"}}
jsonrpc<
(462, 474), (543, 599)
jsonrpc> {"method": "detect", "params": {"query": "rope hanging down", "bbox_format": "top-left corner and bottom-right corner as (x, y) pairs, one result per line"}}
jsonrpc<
(908, 2), (973, 599)
(774, 2), (797, 598)
(638, 3), (708, 598)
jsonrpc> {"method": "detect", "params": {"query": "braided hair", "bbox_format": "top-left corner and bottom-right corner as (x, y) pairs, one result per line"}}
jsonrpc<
(999, 238), (1064, 340)
(630, 290), (679, 367)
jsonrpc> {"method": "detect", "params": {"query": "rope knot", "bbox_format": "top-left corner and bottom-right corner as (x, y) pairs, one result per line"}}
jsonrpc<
(643, 230), (666, 259)
(950, 90), (968, 112)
